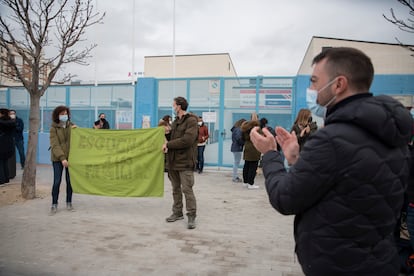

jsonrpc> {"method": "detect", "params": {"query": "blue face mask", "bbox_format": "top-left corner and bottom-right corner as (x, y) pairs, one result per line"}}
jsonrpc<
(306, 78), (338, 118)
(59, 114), (68, 122)
(306, 88), (327, 118)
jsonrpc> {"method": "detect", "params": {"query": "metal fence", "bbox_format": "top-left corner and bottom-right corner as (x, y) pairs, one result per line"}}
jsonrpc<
(0, 76), (296, 167)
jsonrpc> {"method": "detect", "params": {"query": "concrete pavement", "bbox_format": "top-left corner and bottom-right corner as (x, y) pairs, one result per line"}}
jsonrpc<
(0, 165), (304, 276)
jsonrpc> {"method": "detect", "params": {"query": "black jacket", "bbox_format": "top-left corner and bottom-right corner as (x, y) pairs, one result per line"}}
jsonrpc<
(262, 93), (412, 275)
(0, 118), (16, 159)
(13, 116), (24, 141)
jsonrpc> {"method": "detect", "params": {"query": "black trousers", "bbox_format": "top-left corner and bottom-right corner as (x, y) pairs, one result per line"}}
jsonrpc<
(0, 158), (10, 184)
(243, 160), (258, 185)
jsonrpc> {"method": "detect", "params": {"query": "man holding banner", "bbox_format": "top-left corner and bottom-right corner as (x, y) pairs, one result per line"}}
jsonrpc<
(163, 97), (199, 229)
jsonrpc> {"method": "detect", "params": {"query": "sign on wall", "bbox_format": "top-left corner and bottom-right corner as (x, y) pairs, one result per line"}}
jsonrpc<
(202, 111), (216, 123)
(116, 110), (133, 129)
(240, 89), (292, 108)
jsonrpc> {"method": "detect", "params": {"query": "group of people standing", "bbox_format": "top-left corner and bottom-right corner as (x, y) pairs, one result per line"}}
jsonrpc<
(46, 98), (205, 232)
(231, 108), (316, 189)
(4, 47), (413, 275)
(231, 113), (262, 189)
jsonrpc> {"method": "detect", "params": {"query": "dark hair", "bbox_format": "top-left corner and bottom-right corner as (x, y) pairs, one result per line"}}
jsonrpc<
(158, 120), (166, 127)
(0, 108), (10, 119)
(162, 115), (172, 123)
(233, 118), (246, 128)
(259, 118), (268, 128)
(52, 105), (70, 123)
(174, 96), (189, 111)
(312, 47), (374, 92)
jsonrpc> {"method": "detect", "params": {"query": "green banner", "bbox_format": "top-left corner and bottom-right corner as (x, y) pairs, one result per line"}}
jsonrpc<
(68, 127), (165, 197)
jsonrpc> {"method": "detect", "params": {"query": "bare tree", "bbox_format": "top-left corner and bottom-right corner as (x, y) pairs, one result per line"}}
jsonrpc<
(383, 0), (414, 56)
(0, 0), (104, 199)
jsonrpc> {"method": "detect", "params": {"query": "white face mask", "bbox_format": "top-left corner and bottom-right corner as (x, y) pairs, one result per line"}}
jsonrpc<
(198, 122), (202, 126)
(10, 114), (16, 119)
(59, 115), (68, 122)
(173, 106), (180, 116)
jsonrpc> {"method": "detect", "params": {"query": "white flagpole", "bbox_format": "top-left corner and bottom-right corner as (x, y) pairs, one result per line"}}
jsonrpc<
(131, 0), (136, 85)
(172, 0), (176, 118)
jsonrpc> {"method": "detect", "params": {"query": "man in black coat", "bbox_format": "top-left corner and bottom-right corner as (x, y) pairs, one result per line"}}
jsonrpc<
(9, 109), (25, 169)
(250, 47), (412, 275)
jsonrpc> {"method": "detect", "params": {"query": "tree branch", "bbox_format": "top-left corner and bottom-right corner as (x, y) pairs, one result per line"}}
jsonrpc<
(0, 0), (105, 89)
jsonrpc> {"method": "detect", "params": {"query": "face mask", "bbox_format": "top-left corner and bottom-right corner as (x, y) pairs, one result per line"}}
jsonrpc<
(319, 78), (338, 107)
(173, 106), (179, 116)
(59, 115), (68, 122)
(306, 88), (327, 118)
(198, 122), (202, 126)
(10, 114), (16, 119)
(410, 109), (414, 118)
(306, 78), (337, 118)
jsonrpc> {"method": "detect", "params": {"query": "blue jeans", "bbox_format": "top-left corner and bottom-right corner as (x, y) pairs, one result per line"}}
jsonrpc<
(197, 145), (205, 172)
(232, 152), (242, 180)
(52, 161), (72, 205)
(15, 139), (25, 168)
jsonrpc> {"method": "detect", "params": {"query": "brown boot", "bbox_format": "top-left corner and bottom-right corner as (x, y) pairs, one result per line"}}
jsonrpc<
(187, 215), (196, 229)
(166, 213), (184, 222)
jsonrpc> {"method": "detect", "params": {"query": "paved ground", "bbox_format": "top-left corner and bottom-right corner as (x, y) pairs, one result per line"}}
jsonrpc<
(0, 165), (304, 276)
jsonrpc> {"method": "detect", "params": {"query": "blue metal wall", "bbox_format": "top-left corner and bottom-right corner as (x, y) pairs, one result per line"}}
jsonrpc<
(2, 73), (413, 166)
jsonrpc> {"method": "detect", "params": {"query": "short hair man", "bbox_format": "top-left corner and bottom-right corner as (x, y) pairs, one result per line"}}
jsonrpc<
(162, 96), (198, 229)
(250, 47), (412, 275)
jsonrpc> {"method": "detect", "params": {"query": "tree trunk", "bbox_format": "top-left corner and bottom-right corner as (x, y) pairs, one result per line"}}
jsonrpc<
(21, 93), (41, 199)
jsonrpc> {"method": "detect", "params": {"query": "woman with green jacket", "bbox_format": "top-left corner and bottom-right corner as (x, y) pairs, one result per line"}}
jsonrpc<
(241, 113), (261, 190)
(49, 106), (76, 215)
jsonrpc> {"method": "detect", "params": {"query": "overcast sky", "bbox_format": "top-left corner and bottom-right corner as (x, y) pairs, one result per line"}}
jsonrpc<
(24, 0), (414, 82)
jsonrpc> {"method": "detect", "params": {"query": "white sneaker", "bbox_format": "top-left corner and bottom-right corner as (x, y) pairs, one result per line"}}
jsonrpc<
(243, 183), (249, 188)
(247, 184), (259, 189)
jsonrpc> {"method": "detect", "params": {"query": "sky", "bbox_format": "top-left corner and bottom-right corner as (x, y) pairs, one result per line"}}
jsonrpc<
(4, 0), (414, 82)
